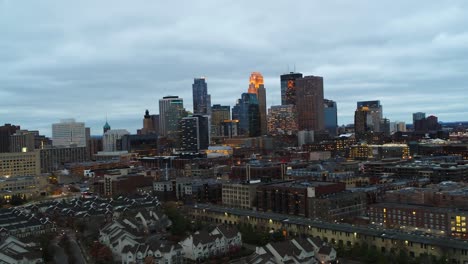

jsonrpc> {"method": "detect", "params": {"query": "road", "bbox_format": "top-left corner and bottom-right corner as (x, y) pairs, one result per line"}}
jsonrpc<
(52, 229), (87, 264)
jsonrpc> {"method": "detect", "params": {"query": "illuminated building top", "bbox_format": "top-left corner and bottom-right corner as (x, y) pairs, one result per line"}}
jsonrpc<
(248, 72), (264, 95)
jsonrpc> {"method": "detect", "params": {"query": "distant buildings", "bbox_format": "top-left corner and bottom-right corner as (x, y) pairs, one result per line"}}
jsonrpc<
(103, 129), (130, 152)
(211, 104), (230, 137)
(355, 101), (383, 134)
(324, 99), (338, 136)
(52, 119), (87, 147)
(192, 77), (211, 115)
(159, 96), (186, 137)
(280, 72), (303, 105)
(138, 109), (159, 135)
(233, 93), (260, 137)
(267, 105), (298, 136)
(247, 72), (267, 135)
(0, 124), (21, 153)
(296, 76), (325, 131)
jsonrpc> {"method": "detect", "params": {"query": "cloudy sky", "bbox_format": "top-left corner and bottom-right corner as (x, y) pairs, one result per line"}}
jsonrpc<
(1, 0), (467, 135)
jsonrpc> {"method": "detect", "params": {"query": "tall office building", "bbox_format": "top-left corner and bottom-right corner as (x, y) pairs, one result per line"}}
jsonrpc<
(180, 115), (210, 152)
(52, 119), (86, 147)
(0, 151), (41, 177)
(211, 104), (230, 137)
(192, 78), (211, 115)
(356, 101), (383, 132)
(9, 130), (36, 152)
(280, 72), (303, 105)
(0, 124), (20, 153)
(267, 105), (298, 136)
(247, 72), (267, 135)
(413, 112), (426, 131)
(103, 129), (130, 152)
(159, 96), (185, 137)
(324, 99), (338, 136)
(354, 107), (369, 134)
(233, 93), (260, 137)
(139, 110), (159, 135)
(296, 76), (325, 131)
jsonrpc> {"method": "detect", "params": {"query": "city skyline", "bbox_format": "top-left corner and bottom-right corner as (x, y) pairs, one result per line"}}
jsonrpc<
(1, 1), (468, 135)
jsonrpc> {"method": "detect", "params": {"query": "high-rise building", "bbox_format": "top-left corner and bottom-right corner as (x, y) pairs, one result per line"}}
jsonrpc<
(180, 117), (199, 152)
(234, 93), (260, 137)
(139, 110), (159, 135)
(267, 105), (298, 136)
(296, 76), (325, 131)
(103, 129), (130, 152)
(0, 124), (20, 153)
(159, 96), (185, 137)
(9, 130), (36, 152)
(354, 107), (370, 135)
(179, 115), (210, 153)
(247, 72), (267, 135)
(192, 78), (211, 115)
(52, 119), (86, 147)
(324, 99), (338, 136)
(211, 104), (230, 137)
(413, 112), (426, 126)
(0, 151), (41, 177)
(380, 118), (391, 137)
(280, 72), (303, 105)
(356, 101), (383, 132)
(221, 120), (239, 138)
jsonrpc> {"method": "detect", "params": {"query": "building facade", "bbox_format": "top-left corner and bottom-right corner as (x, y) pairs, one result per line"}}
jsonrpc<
(192, 77), (211, 115)
(280, 72), (303, 106)
(267, 105), (298, 136)
(159, 96), (185, 137)
(324, 99), (338, 137)
(0, 151), (41, 177)
(296, 76), (325, 131)
(52, 119), (86, 147)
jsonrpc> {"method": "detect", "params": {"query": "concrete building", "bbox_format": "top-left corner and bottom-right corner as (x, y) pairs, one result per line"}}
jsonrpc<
(0, 175), (47, 201)
(39, 146), (89, 173)
(9, 130), (35, 153)
(222, 181), (261, 209)
(159, 96), (185, 137)
(103, 129), (130, 152)
(0, 124), (20, 153)
(52, 119), (86, 147)
(139, 110), (159, 135)
(0, 151), (40, 177)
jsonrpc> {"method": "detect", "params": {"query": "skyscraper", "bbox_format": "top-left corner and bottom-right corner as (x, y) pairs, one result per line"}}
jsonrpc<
(280, 72), (303, 105)
(139, 110), (159, 135)
(0, 124), (20, 153)
(211, 104), (230, 137)
(159, 96), (185, 137)
(296, 76), (325, 131)
(234, 93), (260, 137)
(247, 72), (267, 135)
(180, 117), (199, 152)
(324, 99), (338, 136)
(52, 119), (86, 147)
(192, 77), (211, 115)
(180, 115), (210, 152)
(356, 101), (383, 132)
(413, 112), (426, 129)
(354, 107), (369, 134)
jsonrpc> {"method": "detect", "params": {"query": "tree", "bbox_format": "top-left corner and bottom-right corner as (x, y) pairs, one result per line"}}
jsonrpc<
(96, 245), (113, 264)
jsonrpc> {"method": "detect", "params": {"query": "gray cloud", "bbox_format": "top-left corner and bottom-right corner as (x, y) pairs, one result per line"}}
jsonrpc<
(1, 0), (467, 135)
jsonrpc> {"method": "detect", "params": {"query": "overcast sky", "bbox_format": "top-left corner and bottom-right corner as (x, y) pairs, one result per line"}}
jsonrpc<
(1, 0), (467, 136)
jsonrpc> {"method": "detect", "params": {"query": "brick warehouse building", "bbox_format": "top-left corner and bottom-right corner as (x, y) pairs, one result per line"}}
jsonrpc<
(256, 181), (345, 218)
